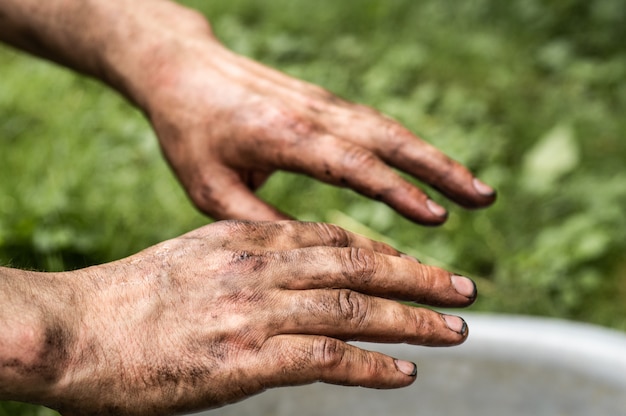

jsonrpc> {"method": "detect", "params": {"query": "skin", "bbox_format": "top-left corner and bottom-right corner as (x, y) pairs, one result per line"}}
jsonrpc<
(1, 221), (476, 415)
(144, 43), (496, 224)
(0, 0), (496, 224)
(0, 0), (492, 414)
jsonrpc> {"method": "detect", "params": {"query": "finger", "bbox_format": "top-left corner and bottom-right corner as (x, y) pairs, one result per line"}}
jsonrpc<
(187, 165), (292, 221)
(216, 46), (495, 212)
(253, 335), (418, 390)
(280, 289), (468, 346)
(315, 108), (496, 209)
(375, 122), (496, 209)
(251, 76), (496, 211)
(200, 221), (403, 255)
(278, 134), (450, 225)
(274, 247), (476, 307)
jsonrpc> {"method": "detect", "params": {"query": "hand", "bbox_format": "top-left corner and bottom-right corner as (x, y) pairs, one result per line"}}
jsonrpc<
(137, 20), (496, 225)
(0, 0), (495, 224)
(45, 221), (476, 415)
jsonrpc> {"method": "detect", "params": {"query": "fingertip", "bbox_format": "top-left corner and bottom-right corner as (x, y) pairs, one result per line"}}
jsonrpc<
(472, 178), (496, 198)
(397, 198), (449, 226)
(412, 211), (448, 227)
(442, 314), (469, 338)
(467, 178), (497, 208)
(394, 359), (418, 378)
(425, 174), (496, 210)
(450, 275), (478, 303)
(426, 199), (448, 219)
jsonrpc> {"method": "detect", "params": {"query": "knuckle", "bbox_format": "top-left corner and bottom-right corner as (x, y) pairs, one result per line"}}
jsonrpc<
(340, 247), (378, 284)
(418, 265), (438, 288)
(284, 115), (317, 139)
(384, 122), (423, 160)
(430, 157), (456, 183)
(360, 354), (385, 379)
(267, 107), (318, 141)
(311, 337), (346, 371)
(385, 121), (412, 143)
(412, 311), (436, 338)
(256, 106), (320, 166)
(229, 249), (269, 274)
(335, 289), (370, 328)
(340, 145), (379, 172)
(314, 223), (352, 247)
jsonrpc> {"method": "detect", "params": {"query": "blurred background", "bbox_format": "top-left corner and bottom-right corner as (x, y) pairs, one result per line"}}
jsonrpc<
(1, 0), (625, 414)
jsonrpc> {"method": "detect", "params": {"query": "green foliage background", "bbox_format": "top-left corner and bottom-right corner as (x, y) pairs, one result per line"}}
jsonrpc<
(1, 0), (625, 414)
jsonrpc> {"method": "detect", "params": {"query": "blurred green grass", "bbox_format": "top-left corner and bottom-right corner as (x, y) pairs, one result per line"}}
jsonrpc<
(1, 0), (625, 414)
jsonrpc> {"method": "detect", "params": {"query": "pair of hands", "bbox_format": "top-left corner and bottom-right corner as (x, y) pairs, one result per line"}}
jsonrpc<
(0, 0), (496, 414)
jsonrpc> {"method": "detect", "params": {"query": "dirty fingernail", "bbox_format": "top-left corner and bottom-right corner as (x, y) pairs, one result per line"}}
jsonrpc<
(394, 359), (418, 377)
(451, 275), (477, 299)
(426, 199), (447, 218)
(472, 178), (495, 197)
(443, 315), (468, 335)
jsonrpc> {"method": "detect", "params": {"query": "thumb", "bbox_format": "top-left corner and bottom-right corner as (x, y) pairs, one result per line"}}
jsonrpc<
(188, 166), (292, 221)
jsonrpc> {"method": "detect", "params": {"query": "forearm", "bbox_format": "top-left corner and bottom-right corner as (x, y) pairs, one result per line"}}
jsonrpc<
(0, 267), (76, 407)
(0, 0), (214, 107)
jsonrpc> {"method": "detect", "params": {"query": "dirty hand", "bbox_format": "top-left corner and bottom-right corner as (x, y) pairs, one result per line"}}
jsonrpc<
(126, 6), (496, 224)
(0, 0), (495, 224)
(28, 221), (476, 415)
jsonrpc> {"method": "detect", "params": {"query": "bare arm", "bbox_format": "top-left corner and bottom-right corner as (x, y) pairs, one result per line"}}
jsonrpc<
(1, 221), (477, 415)
(0, 0), (495, 224)
(0, 267), (78, 407)
(0, 0), (210, 106)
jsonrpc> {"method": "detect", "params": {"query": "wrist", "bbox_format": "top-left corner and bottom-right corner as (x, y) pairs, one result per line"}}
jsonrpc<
(94, 0), (219, 110)
(0, 267), (82, 408)
(0, 0), (218, 110)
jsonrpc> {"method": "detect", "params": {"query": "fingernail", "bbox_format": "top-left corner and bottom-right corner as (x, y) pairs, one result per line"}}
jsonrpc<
(394, 359), (418, 377)
(426, 199), (447, 218)
(400, 253), (422, 264)
(451, 275), (477, 299)
(472, 178), (495, 197)
(443, 314), (468, 336)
